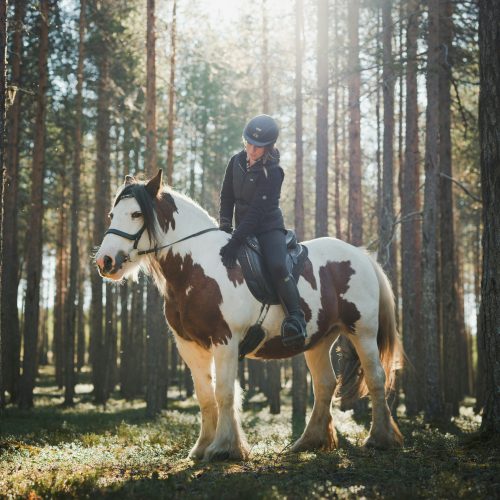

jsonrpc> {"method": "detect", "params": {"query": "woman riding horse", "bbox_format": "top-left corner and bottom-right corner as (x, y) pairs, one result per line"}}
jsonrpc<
(218, 114), (307, 347)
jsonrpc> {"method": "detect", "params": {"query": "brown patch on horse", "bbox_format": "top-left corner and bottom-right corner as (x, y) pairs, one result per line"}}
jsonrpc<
(155, 191), (177, 233)
(160, 249), (232, 349)
(300, 258), (317, 290)
(318, 260), (360, 334)
(226, 265), (244, 287)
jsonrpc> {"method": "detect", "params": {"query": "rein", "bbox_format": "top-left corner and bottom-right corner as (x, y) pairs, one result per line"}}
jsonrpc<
(104, 225), (220, 262)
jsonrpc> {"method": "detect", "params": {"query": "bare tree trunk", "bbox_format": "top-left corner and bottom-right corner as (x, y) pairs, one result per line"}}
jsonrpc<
(2, 0), (24, 403)
(422, 0), (444, 421)
(379, 0), (396, 286)
(166, 0), (177, 185)
(0, 0), (5, 409)
(333, 0), (342, 240)
(347, 0), (363, 246)
(19, 0), (50, 409)
(478, 0), (500, 437)
(315, 0), (328, 238)
(292, 0), (308, 430)
(401, 0), (422, 416)
(146, 0), (167, 416)
(91, 46), (110, 405)
(294, 0), (304, 242)
(54, 178), (68, 389)
(64, 0), (85, 406)
(438, 0), (460, 418)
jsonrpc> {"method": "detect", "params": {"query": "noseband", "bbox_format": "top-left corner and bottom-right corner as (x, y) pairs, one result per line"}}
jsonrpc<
(104, 225), (220, 263)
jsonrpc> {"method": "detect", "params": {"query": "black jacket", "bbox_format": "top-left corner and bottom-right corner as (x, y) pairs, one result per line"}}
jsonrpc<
(219, 149), (285, 242)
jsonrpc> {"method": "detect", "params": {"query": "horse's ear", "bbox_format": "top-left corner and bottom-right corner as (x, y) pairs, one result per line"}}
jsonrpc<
(124, 175), (135, 185)
(145, 169), (163, 198)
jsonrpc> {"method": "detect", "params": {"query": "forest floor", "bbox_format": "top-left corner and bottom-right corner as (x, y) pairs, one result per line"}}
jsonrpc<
(0, 367), (498, 499)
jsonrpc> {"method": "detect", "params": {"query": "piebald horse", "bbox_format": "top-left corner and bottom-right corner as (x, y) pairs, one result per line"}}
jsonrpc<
(95, 170), (403, 461)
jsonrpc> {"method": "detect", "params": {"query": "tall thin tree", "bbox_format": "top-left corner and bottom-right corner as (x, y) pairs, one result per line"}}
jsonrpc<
(401, 0), (422, 415)
(64, 0), (86, 406)
(478, 0), (500, 437)
(2, 0), (24, 403)
(347, 0), (362, 246)
(378, 0), (396, 286)
(166, 0), (177, 186)
(292, 0), (308, 430)
(315, 0), (328, 237)
(422, 0), (444, 421)
(19, 0), (50, 409)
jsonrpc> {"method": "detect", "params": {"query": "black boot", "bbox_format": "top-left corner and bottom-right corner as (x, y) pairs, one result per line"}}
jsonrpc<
(275, 274), (307, 347)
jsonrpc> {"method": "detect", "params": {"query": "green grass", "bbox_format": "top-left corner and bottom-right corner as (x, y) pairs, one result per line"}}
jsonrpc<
(0, 370), (498, 499)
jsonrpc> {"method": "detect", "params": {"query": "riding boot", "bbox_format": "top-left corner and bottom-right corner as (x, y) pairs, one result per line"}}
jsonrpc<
(275, 273), (307, 347)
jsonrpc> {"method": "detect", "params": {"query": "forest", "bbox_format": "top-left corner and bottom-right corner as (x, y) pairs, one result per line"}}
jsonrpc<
(0, 0), (498, 498)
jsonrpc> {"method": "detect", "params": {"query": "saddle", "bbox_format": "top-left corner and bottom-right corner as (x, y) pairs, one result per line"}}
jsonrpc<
(236, 230), (308, 305)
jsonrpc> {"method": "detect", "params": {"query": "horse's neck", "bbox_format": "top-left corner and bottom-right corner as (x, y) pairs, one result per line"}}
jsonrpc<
(157, 191), (217, 254)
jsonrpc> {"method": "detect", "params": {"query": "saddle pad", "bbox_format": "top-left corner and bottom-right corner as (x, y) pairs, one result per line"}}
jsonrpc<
(237, 233), (309, 305)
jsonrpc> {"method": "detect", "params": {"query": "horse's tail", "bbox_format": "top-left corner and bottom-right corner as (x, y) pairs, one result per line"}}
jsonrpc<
(335, 254), (402, 408)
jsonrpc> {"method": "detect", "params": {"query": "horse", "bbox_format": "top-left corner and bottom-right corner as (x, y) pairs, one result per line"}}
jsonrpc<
(95, 169), (403, 461)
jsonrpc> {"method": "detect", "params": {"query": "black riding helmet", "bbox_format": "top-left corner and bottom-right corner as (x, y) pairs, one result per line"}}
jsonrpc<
(243, 114), (279, 147)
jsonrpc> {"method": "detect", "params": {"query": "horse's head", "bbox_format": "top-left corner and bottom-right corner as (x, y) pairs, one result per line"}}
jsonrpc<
(95, 169), (177, 281)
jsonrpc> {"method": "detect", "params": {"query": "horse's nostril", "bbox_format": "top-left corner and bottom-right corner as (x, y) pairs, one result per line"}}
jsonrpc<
(103, 255), (113, 272)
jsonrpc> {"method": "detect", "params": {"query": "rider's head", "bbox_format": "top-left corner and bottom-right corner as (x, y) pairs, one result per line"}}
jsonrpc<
(243, 114), (279, 163)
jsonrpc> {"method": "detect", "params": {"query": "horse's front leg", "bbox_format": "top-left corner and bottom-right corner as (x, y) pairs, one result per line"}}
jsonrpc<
(175, 335), (218, 459)
(203, 340), (250, 461)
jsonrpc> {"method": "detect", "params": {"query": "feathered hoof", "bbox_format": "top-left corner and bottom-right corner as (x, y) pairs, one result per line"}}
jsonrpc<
(363, 423), (403, 450)
(291, 431), (338, 453)
(202, 441), (250, 462)
(189, 442), (210, 460)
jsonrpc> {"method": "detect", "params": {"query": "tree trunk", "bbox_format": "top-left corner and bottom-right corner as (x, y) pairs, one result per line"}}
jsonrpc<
(333, 0), (342, 240)
(478, 0), (500, 437)
(64, 0), (85, 406)
(2, 0), (24, 403)
(292, 0), (308, 430)
(19, 0), (50, 409)
(91, 46), (111, 405)
(166, 0), (177, 185)
(438, 0), (461, 418)
(347, 0), (363, 246)
(401, 0), (422, 416)
(379, 0), (396, 286)
(315, 0), (328, 238)
(0, 0), (5, 409)
(422, 0), (444, 421)
(54, 178), (68, 389)
(145, 0), (167, 417)
(294, 0), (304, 241)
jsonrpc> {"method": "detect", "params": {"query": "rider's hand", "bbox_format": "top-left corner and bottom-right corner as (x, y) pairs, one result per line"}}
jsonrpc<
(220, 238), (240, 268)
(219, 223), (233, 234)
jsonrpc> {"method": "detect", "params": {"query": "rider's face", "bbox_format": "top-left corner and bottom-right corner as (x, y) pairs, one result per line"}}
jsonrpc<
(245, 141), (265, 164)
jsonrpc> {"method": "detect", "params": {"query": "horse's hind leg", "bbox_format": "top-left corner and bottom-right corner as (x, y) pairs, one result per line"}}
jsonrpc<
(175, 336), (218, 459)
(203, 341), (250, 461)
(350, 330), (403, 449)
(291, 335), (339, 452)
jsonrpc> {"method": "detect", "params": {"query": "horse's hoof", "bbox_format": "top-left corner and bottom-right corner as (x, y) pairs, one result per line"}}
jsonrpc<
(203, 443), (249, 462)
(363, 432), (403, 450)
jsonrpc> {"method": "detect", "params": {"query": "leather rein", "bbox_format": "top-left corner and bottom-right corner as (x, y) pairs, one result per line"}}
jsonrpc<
(104, 225), (220, 263)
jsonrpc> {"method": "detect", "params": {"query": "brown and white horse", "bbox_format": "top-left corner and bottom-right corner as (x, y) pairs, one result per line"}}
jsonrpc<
(95, 170), (403, 461)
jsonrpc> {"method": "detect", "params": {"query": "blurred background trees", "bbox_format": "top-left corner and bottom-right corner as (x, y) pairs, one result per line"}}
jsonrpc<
(0, 0), (492, 433)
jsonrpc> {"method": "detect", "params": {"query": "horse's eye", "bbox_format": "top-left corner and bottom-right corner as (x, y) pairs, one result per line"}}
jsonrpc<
(108, 213), (114, 220)
(131, 211), (143, 219)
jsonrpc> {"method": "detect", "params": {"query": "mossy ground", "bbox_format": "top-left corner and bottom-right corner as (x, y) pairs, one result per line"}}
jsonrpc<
(0, 368), (498, 499)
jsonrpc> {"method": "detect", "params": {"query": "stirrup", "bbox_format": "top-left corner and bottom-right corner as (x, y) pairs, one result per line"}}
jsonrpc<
(281, 315), (306, 347)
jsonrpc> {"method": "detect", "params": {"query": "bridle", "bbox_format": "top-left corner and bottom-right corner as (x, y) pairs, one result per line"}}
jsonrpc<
(104, 224), (220, 263)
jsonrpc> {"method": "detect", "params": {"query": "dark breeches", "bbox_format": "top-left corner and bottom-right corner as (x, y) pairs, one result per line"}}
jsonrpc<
(257, 229), (289, 282)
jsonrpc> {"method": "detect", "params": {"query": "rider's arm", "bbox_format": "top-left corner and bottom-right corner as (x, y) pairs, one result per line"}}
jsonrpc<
(219, 157), (235, 229)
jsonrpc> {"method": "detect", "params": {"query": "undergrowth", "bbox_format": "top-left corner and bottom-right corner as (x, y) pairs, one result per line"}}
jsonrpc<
(0, 370), (498, 499)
